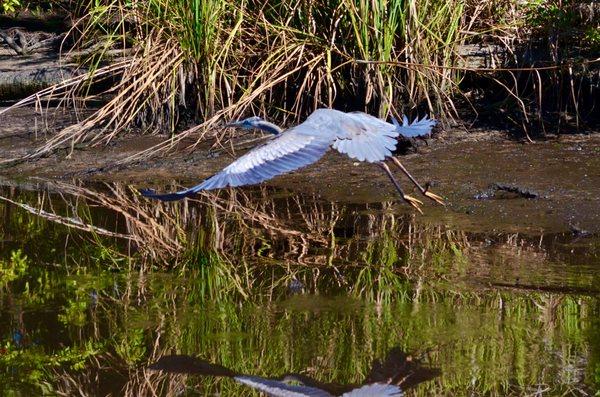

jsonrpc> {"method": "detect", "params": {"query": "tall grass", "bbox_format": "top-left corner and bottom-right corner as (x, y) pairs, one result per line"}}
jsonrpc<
(0, 0), (476, 164)
(3, 0), (596, 165)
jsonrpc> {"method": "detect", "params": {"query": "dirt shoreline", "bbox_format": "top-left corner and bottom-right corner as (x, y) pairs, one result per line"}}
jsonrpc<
(1, 106), (599, 235)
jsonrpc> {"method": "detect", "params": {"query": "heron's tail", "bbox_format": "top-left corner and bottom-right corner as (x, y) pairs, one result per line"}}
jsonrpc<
(392, 115), (436, 138)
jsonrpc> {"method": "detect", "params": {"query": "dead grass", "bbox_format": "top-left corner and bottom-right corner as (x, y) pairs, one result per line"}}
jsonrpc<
(0, 179), (470, 275)
(0, 0), (483, 164)
(0, 0), (597, 166)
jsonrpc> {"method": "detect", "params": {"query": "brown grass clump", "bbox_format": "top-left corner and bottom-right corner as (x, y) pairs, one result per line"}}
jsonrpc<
(0, 0), (479, 165)
(1, 0), (597, 166)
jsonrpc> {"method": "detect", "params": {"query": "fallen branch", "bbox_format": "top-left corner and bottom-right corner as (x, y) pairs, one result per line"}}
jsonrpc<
(0, 194), (133, 239)
(474, 183), (541, 200)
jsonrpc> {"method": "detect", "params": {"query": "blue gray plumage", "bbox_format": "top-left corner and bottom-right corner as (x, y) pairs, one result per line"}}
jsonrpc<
(234, 376), (403, 396)
(140, 109), (436, 201)
(233, 376), (334, 397)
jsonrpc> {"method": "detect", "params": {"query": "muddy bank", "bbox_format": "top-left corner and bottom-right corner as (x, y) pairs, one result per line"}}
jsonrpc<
(1, 106), (599, 235)
(0, 17), (81, 100)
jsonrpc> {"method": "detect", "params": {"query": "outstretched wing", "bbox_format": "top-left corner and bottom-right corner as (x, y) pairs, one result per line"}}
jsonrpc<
(330, 112), (435, 163)
(235, 376), (333, 397)
(393, 115), (436, 138)
(342, 383), (404, 396)
(140, 126), (331, 201)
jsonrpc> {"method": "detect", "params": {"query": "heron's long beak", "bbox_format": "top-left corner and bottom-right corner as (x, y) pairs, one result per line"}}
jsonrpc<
(225, 120), (244, 128)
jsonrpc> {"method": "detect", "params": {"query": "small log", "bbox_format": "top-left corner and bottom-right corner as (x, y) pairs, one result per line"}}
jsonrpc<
(474, 183), (541, 200)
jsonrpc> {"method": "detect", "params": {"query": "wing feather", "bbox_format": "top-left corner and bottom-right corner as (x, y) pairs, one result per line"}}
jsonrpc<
(331, 112), (398, 163)
(392, 114), (436, 138)
(342, 383), (403, 396)
(381, 135), (397, 150)
(234, 376), (333, 397)
(331, 112), (435, 163)
(140, 127), (331, 201)
(363, 138), (380, 162)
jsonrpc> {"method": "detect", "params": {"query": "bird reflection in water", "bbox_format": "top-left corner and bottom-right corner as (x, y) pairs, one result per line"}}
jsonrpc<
(149, 347), (440, 396)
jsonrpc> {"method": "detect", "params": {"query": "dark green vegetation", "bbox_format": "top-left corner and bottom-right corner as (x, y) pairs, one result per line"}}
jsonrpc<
(1, 0), (598, 164)
(0, 182), (599, 395)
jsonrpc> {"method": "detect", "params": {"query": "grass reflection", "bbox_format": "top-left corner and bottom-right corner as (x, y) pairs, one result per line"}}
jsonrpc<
(0, 181), (598, 395)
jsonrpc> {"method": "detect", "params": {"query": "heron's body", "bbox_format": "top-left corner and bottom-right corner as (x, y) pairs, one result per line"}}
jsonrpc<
(141, 108), (444, 211)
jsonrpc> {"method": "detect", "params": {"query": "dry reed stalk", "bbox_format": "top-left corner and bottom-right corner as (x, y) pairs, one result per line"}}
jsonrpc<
(0, 0), (501, 165)
(0, 194), (133, 239)
(2, 176), (477, 273)
(1, 179), (184, 260)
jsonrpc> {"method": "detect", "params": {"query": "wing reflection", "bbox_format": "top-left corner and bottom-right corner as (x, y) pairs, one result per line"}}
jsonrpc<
(149, 347), (439, 396)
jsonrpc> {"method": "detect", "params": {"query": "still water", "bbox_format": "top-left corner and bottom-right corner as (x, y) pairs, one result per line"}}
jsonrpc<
(0, 180), (598, 396)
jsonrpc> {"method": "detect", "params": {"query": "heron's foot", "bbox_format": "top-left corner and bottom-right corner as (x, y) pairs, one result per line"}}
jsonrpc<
(403, 194), (423, 214)
(424, 190), (445, 206)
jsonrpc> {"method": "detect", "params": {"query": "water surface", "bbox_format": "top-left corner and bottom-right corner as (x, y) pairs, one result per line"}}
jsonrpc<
(0, 181), (598, 396)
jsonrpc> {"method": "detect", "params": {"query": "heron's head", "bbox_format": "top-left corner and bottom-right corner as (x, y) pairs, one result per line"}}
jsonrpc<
(225, 116), (282, 135)
(225, 116), (264, 130)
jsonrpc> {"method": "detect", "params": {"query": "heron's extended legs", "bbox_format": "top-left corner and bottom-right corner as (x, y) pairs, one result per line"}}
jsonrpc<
(389, 157), (445, 205)
(378, 162), (423, 214)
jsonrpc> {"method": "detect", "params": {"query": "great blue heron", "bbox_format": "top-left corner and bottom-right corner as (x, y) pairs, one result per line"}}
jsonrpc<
(149, 346), (440, 396)
(140, 109), (444, 213)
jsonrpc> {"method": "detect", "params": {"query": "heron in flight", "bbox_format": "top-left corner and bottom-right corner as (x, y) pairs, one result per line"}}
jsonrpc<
(140, 109), (444, 212)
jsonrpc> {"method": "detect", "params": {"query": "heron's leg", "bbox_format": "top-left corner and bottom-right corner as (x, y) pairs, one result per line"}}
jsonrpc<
(378, 162), (423, 214)
(389, 157), (445, 205)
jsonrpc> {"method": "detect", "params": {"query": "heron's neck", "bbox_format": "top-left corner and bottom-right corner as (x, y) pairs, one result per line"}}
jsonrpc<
(256, 120), (283, 135)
